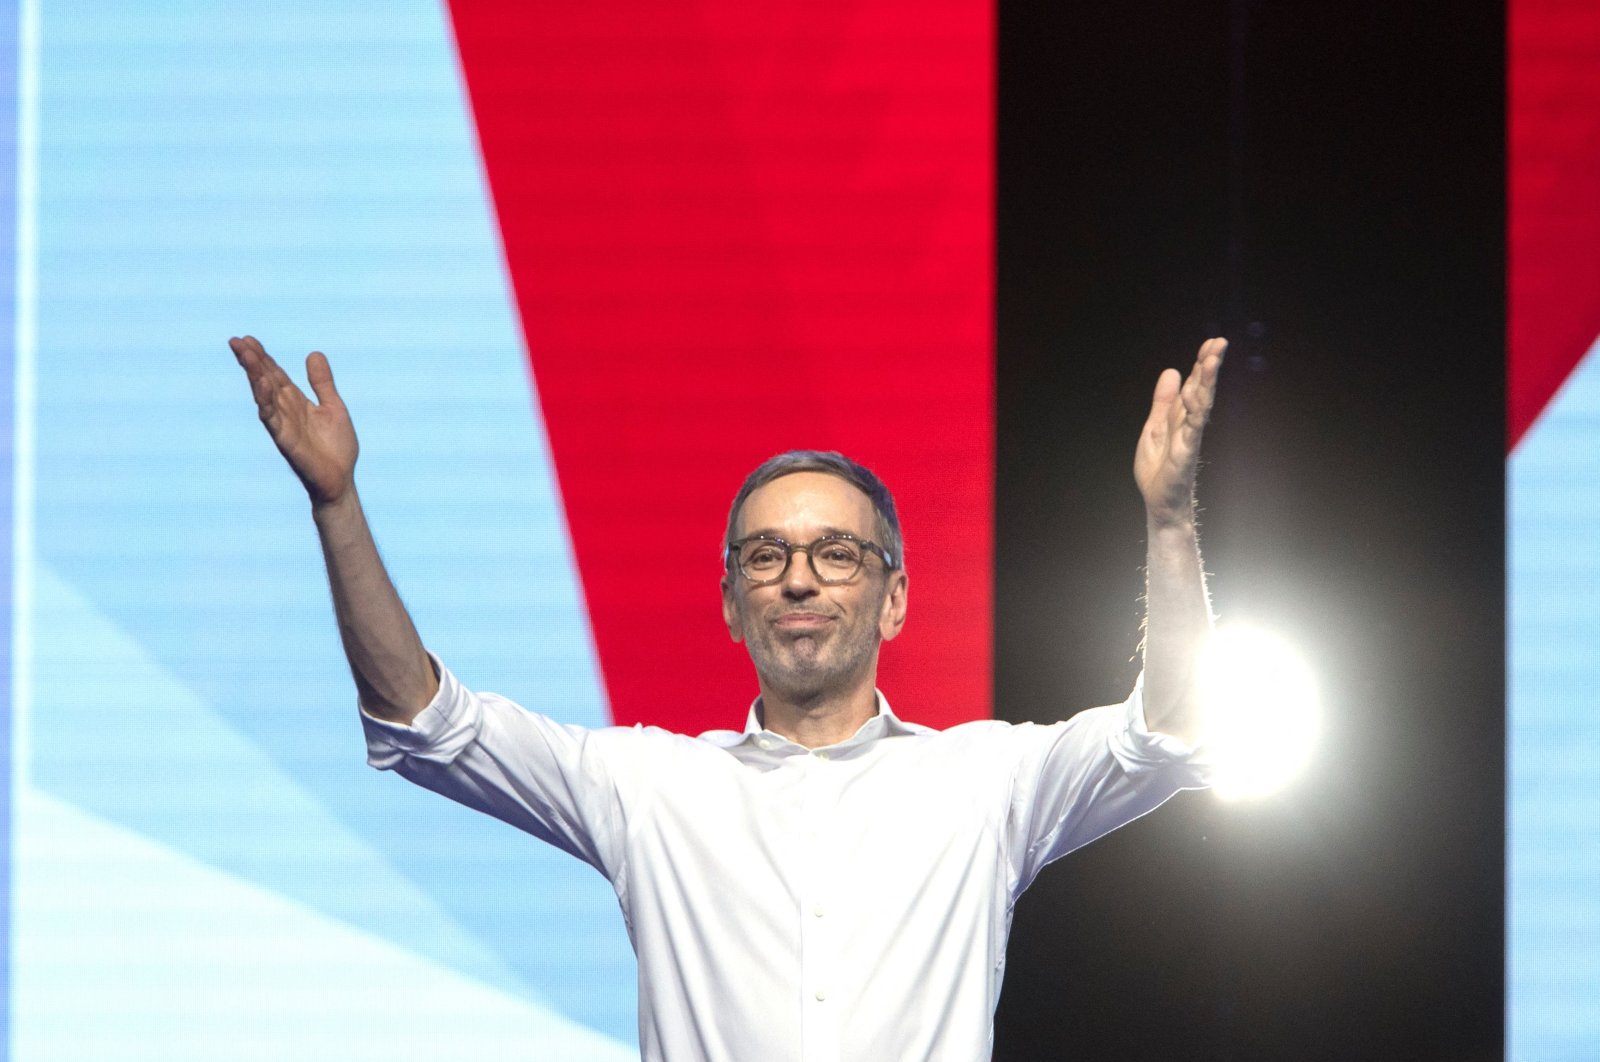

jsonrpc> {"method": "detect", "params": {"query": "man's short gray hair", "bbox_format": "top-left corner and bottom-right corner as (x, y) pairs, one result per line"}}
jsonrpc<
(724, 450), (904, 570)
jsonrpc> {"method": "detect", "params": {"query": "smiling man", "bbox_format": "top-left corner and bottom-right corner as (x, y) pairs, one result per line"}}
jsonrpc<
(231, 334), (1225, 1062)
(719, 460), (909, 750)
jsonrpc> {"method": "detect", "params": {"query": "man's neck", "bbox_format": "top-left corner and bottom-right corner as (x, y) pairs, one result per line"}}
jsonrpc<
(757, 677), (880, 749)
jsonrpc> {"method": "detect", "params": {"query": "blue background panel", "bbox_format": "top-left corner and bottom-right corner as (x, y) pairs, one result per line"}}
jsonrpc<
(10, 1), (638, 1053)
(1509, 333), (1600, 1060)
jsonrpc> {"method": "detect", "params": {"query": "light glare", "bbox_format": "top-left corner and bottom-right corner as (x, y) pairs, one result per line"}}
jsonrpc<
(1197, 625), (1321, 800)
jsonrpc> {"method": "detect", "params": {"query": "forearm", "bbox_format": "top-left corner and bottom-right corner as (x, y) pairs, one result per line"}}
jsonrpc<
(313, 489), (438, 724)
(1142, 513), (1212, 743)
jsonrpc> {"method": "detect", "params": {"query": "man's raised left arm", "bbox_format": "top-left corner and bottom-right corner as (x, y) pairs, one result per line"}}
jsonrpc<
(1134, 337), (1227, 746)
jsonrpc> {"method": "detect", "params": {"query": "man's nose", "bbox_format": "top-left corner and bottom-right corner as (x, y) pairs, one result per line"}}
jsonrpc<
(781, 547), (821, 597)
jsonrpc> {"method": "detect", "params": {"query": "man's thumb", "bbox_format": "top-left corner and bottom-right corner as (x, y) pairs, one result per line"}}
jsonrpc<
(306, 351), (341, 406)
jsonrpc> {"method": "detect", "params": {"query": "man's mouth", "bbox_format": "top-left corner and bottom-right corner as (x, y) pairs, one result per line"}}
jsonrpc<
(772, 612), (835, 630)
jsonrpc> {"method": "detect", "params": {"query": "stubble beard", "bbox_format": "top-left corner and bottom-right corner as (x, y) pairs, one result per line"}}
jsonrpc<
(747, 614), (880, 706)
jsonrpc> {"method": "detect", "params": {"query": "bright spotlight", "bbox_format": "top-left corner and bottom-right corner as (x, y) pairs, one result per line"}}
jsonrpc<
(1196, 624), (1321, 801)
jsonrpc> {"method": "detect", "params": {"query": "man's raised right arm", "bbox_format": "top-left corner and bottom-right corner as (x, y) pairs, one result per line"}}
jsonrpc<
(230, 335), (437, 724)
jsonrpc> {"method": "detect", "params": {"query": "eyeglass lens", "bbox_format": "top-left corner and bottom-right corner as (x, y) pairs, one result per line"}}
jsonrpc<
(738, 538), (864, 583)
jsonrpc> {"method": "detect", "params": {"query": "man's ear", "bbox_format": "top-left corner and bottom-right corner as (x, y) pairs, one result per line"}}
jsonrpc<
(878, 570), (908, 641)
(721, 575), (744, 643)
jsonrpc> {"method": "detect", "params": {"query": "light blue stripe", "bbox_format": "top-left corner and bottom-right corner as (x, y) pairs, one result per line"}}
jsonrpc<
(2, 0), (24, 1055)
(21, 0), (635, 1047)
(1509, 333), (1600, 1060)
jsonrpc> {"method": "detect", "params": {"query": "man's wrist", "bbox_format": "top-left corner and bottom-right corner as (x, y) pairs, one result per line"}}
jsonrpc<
(1145, 507), (1197, 536)
(311, 486), (361, 524)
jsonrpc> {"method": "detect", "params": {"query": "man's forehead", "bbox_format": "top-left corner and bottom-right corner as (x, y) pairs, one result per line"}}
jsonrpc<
(736, 471), (877, 536)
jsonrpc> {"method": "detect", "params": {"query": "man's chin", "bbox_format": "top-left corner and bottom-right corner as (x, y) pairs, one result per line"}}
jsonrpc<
(757, 629), (826, 662)
(771, 649), (829, 681)
(751, 646), (837, 695)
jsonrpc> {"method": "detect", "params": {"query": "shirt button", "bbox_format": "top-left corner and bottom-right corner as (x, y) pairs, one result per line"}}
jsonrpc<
(758, 739), (774, 750)
(815, 989), (828, 1002)
(813, 904), (826, 918)
(816, 750), (830, 761)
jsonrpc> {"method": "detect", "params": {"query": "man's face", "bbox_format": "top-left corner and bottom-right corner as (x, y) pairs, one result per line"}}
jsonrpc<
(721, 471), (908, 703)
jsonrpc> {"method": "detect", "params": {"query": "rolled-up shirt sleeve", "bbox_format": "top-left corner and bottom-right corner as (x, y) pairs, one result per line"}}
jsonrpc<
(360, 652), (638, 882)
(1005, 676), (1212, 898)
(1109, 677), (1213, 783)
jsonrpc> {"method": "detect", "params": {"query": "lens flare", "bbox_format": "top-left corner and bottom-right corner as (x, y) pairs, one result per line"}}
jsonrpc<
(1196, 625), (1321, 800)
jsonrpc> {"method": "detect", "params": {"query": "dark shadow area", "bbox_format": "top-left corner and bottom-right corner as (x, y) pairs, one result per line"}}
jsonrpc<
(995, 2), (1505, 1059)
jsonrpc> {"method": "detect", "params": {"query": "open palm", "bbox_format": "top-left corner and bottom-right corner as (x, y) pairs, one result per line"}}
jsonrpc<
(230, 335), (358, 506)
(1134, 337), (1226, 524)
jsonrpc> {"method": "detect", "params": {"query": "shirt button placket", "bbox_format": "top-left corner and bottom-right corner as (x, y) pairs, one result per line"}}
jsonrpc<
(798, 750), (841, 1062)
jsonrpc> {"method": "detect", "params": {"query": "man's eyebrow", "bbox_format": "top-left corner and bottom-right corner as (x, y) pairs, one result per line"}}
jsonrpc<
(737, 526), (866, 541)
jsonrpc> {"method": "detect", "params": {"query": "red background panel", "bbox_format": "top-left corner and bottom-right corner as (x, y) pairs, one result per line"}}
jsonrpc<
(447, 1), (993, 732)
(1510, 0), (1600, 449)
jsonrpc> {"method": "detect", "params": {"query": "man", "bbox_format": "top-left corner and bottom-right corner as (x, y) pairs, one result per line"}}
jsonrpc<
(231, 334), (1226, 1062)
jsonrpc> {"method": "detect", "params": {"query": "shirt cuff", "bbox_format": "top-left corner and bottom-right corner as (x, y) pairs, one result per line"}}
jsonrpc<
(359, 651), (483, 770)
(1110, 674), (1213, 783)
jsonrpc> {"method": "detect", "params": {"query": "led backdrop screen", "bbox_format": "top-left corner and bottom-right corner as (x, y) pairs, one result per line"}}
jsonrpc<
(1, 1), (990, 1056)
(1, 0), (1598, 1058)
(1508, 0), (1600, 1057)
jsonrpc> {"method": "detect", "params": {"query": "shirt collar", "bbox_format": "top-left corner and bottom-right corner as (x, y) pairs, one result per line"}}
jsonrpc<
(732, 690), (924, 748)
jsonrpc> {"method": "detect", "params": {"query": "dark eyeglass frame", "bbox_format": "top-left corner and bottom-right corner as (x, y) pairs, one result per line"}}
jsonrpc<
(725, 533), (898, 586)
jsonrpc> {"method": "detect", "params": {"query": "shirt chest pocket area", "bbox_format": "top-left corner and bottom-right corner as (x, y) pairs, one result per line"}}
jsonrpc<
(825, 770), (999, 886)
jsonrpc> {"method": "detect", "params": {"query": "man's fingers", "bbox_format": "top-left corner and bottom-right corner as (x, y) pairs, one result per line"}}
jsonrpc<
(1136, 339), (1229, 512)
(264, 352), (297, 390)
(1144, 367), (1181, 438)
(247, 357), (287, 407)
(1151, 366), (1181, 406)
(1181, 372), (1208, 421)
(235, 335), (298, 391)
(232, 334), (318, 443)
(1178, 337), (1227, 421)
(232, 334), (266, 366)
(261, 379), (292, 425)
(1195, 338), (1226, 394)
(249, 373), (274, 413)
(231, 335), (312, 403)
(306, 351), (341, 407)
(230, 336), (266, 381)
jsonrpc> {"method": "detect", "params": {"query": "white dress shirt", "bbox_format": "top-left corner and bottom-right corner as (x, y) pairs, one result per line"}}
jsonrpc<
(362, 654), (1210, 1062)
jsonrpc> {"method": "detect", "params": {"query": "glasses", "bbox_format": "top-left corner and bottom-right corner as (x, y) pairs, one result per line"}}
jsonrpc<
(726, 534), (897, 585)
